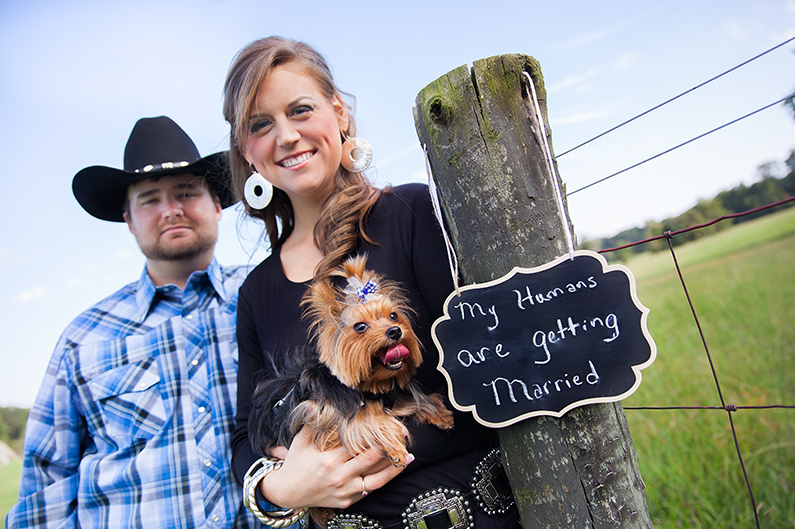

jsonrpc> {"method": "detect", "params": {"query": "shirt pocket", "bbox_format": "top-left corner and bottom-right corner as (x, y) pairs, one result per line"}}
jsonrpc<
(87, 358), (170, 442)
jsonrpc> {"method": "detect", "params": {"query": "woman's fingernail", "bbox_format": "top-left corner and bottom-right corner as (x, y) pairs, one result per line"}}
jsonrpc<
(406, 453), (415, 465)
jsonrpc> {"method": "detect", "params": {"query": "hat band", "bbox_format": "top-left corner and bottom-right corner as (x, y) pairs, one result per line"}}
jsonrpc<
(135, 160), (192, 173)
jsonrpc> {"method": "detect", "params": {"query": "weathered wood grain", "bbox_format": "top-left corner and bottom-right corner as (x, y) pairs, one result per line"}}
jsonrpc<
(414, 54), (653, 529)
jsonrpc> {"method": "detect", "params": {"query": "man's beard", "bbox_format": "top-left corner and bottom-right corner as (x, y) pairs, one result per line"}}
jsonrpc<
(142, 232), (216, 262)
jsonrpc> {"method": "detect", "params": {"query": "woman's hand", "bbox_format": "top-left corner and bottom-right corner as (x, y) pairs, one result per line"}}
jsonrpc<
(262, 425), (410, 509)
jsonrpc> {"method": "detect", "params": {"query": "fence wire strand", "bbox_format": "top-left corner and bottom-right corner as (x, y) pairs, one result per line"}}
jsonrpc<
(566, 92), (795, 196)
(557, 35), (795, 158)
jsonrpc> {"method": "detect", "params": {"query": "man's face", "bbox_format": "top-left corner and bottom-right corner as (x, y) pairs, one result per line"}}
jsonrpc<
(123, 173), (222, 263)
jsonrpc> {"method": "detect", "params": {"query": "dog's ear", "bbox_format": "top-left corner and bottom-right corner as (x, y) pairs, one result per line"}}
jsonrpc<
(304, 279), (343, 326)
(339, 254), (369, 282)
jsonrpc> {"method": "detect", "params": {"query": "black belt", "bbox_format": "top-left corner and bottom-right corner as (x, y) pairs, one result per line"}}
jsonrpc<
(327, 449), (515, 529)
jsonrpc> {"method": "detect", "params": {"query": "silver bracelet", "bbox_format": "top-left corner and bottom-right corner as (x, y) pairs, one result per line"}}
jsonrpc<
(243, 457), (308, 527)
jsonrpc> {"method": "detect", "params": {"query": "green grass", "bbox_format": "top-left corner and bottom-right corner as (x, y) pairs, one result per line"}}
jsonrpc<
(0, 460), (21, 529)
(621, 207), (795, 528)
(1, 209), (793, 528)
(625, 206), (795, 283)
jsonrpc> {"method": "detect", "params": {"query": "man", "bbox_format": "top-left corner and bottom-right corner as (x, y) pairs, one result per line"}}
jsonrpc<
(7, 116), (257, 528)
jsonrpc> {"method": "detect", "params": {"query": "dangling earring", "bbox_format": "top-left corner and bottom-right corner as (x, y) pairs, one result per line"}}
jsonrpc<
(340, 135), (373, 173)
(244, 167), (273, 210)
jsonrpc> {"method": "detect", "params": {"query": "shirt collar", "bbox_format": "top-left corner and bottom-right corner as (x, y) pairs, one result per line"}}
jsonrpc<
(205, 258), (231, 304)
(132, 258), (226, 322)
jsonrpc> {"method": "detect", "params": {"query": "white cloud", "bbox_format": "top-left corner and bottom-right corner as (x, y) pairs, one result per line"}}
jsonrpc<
(547, 68), (602, 94)
(770, 28), (795, 43)
(558, 27), (618, 50)
(16, 286), (48, 303)
(613, 52), (638, 71)
(724, 20), (748, 40)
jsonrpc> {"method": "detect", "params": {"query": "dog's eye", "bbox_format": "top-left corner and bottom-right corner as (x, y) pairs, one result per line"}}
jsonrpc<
(353, 322), (369, 333)
(389, 312), (399, 322)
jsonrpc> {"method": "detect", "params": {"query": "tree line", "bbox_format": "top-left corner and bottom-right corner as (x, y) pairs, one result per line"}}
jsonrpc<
(581, 149), (795, 260)
(0, 407), (28, 454)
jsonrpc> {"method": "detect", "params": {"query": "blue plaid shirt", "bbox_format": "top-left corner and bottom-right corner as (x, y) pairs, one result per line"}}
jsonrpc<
(7, 260), (259, 528)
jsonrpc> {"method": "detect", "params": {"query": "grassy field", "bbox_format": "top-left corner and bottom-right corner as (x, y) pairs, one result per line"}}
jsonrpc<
(621, 206), (795, 528)
(0, 460), (21, 528)
(0, 209), (792, 527)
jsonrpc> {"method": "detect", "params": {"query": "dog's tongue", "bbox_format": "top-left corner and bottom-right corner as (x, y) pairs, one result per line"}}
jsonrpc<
(379, 344), (410, 365)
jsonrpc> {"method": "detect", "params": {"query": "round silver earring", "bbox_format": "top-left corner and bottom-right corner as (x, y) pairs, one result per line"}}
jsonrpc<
(244, 170), (273, 210)
(340, 136), (373, 173)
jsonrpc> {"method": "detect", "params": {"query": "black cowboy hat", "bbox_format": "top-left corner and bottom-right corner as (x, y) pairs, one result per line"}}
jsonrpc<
(72, 116), (235, 222)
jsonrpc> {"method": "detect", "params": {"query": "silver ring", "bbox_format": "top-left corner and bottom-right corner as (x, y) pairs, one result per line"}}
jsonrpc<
(361, 476), (368, 497)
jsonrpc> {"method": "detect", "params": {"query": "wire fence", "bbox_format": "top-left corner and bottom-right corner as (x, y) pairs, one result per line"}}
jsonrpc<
(598, 197), (795, 528)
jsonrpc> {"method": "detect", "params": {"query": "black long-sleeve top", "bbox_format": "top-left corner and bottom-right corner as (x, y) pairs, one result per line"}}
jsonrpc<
(232, 183), (513, 527)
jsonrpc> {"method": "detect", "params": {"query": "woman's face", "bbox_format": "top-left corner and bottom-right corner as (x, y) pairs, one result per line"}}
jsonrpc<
(244, 62), (348, 206)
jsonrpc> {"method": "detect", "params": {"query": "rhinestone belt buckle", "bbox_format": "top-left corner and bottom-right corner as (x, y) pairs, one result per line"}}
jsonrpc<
(327, 513), (383, 529)
(401, 487), (473, 529)
(471, 448), (515, 516)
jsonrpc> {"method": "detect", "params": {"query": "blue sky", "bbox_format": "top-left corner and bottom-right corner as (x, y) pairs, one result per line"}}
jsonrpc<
(1, 1), (794, 407)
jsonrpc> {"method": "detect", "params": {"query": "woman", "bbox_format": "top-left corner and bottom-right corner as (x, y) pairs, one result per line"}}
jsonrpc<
(224, 36), (517, 529)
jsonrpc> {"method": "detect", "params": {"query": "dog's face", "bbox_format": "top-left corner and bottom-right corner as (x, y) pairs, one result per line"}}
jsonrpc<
(305, 256), (423, 393)
(331, 295), (422, 392)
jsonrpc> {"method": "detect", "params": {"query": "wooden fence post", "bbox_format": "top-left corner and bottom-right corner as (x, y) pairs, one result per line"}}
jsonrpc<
(414, 54), (653, 528)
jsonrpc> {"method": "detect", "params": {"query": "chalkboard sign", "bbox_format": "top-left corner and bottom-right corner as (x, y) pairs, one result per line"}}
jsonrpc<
(432, 250), (656, 427)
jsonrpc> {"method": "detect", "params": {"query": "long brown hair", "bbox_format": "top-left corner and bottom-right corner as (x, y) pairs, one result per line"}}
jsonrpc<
(223, 36), (383, 280)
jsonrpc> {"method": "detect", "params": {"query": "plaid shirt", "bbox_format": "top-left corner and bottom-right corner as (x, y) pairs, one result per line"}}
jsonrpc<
(7, 260), (259, 528)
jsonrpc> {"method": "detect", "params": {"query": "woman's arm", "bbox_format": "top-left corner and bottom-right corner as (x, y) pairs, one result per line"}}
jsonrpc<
(231, 282), (269, 485)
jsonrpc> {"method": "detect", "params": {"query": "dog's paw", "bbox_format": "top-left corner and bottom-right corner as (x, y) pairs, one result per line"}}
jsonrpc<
(434, 417), (454, 430)
(436, 410), (455, 430)
(385, 448), (411, 468)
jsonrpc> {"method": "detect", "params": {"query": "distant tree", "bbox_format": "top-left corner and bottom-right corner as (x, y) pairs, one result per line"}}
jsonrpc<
(0, 407), (29, 451)
(582, 155), (794, 253)
(690, 198), (731, 234)
(643, 220), (667, 253)
(783, 150), (795, 196)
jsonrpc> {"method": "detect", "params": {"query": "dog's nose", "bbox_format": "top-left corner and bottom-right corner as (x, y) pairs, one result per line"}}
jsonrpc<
(386, 326), (402, 340)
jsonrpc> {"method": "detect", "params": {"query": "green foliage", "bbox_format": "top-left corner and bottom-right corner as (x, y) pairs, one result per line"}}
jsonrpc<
(621, 209), (795, 528)
(0, 409), (28, 454)
(1, 213), (793, 527)
(785, 92), (795, 121)
(584, 150), (795, 256)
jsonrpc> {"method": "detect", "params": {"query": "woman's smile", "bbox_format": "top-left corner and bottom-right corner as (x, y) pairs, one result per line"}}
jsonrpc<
(244, 62), (348, 203)
(279, 150), (315, 168)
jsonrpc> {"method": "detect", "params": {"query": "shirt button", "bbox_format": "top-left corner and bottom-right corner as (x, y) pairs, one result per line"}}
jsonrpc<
(191, 359), (199, 366)
(204, 459), (212, 467)
(198, 406), (206, 413)
(185, 314), (194, 320)
(138, 382), (148, 389)
(212, 515), (220, 522)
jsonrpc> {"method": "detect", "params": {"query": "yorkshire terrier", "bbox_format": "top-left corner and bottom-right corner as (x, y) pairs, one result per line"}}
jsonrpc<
(248, 255), (454, 471)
